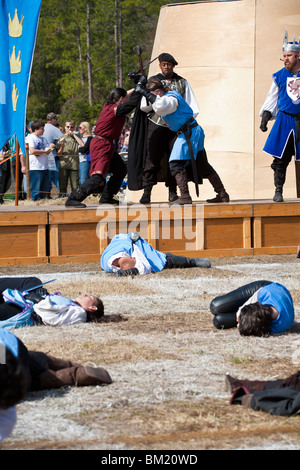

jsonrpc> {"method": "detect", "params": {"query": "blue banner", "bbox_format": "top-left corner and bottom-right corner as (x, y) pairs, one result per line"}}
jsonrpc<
(0, 0), (42, 155)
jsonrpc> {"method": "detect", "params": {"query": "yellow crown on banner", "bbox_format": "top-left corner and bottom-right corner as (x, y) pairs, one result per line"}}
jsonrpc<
(12, 83), (19, 112)
(8, 9), (24, 38)
(9, 46), (21, 74)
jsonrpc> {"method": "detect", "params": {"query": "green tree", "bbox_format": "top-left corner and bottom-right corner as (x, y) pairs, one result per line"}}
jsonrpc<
(27, 0), (170, 126)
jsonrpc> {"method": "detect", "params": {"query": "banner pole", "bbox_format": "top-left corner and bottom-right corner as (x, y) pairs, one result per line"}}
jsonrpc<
(26, 143), (31, 200)
(15, 138), (19, 206)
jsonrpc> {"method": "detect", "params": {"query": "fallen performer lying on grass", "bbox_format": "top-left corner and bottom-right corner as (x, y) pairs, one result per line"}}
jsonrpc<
(100, 232), (211, 276)
(210, 280), (294, 336)
(0, 276), (125, 329)
(0, 328), (112, 442)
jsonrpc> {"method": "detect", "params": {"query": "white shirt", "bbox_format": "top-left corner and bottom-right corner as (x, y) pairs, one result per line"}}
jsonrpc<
(43, 123), (63, 148)
(33, 296), (87, 326)
(79, 136), (89, 163)
(259, 81), (279, 118)
(27, 134), (49, 170)
(108, 245), (152, 275)
(140, 79), (199, 118)
(152, 94), (179, 116)
(236, 290), (260, 322)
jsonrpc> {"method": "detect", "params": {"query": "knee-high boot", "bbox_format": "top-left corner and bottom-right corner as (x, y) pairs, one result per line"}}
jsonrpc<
(272, 166), (286, 202)
(206, 171), (230, 203)
(65, 174), (105, 207)
(168, 180), (178, 202)
(224, 373), (294, 394)
(172, 170), (192, 205)
(38, 365), (112, 389)
(139, 186), (152, 204)
(46, 355), (81, 371)
(166, 253), (211, 268)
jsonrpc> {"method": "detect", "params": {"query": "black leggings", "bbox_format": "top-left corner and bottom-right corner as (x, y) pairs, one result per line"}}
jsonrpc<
(210, 280), (272, 329)
(0, 276), (42, 320)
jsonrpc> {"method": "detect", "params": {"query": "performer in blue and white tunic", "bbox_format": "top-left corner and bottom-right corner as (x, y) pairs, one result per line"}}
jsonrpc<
(259, 31), (300, 202)
(136, 77), (229, 204)
(101, 232), (211, 276)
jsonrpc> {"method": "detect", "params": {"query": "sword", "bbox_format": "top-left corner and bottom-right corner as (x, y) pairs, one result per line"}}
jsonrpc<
(22, 278), (56, 294)
(133, 45), (144, 75)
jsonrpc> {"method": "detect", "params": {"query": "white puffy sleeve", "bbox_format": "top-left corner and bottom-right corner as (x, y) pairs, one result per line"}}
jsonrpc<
(152, 94), (179, 116)
(259, 80), (279, 118)
(33, 296), (87, 326)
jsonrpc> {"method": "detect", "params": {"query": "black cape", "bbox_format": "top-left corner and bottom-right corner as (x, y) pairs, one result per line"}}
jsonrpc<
(231, 385), (300, 417)
(127, 73), (204, 191)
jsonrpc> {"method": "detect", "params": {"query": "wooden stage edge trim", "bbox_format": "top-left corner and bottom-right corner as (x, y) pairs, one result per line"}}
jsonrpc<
(0, 199), (299, 266)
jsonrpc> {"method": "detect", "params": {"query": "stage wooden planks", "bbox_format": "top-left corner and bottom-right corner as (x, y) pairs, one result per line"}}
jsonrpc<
(0, 206), (48, 266)
(0, 199), (299, 265)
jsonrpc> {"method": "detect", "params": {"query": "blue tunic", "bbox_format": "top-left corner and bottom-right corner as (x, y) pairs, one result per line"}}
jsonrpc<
(263, 67), (300, 160)
(162, 90), (205, 162)
(257, 282), (294, 334)
(100, 233), (167, 273)
(0, 328), (19, 357)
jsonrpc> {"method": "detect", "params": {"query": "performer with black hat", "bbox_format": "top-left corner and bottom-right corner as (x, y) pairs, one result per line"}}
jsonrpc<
(134, 52), (200, 204)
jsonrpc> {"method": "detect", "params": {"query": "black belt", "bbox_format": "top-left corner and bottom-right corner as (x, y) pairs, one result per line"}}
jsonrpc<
(176, 117), (199, 196)
(281, 110), (300, 142)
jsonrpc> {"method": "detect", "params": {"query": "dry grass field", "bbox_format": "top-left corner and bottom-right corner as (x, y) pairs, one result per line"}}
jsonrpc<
(0, 252), (300, 451)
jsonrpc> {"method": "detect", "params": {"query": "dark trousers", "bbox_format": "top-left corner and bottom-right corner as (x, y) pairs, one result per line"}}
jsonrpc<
(0, 276), (42, 320)
(271, 133), (295, 173)
(100, 151), (127, 201)
(169, 148), (215, 178)
(210, 280), (272, 329)
(143, 121), (177, 188)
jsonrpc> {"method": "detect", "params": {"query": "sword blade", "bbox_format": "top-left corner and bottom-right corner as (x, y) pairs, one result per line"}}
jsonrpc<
(22, 278), (56, 294)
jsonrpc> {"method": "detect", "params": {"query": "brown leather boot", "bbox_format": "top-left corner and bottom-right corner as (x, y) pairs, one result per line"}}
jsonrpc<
(75, 366), (112, 386)
(38, 365), (112, 389)
(46, 355), (81, 371)
(172, 170), (192, 205)
(225, 374), (267, 393)
(206, 172), (229, 203)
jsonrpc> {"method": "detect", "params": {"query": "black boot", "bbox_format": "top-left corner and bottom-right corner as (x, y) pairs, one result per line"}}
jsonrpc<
(172, 170), (192, 204)
(99, 172), (125, 205)
(272, 169), (286, 202)
(168, 183), (178, 202)
(139, 187), (152, 204)
(271, 160), (287, 203)
(166, 253), (211, 268)
(65, 174), (105, 207)
(206, 172), (230, 203)
(65, 187), (88, 207)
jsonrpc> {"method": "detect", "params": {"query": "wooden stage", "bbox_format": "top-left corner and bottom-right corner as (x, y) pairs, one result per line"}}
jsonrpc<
(0, 198), (299, 266)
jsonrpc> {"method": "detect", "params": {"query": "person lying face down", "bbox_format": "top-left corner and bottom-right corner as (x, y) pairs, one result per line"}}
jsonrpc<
(100, 232), (211, 277)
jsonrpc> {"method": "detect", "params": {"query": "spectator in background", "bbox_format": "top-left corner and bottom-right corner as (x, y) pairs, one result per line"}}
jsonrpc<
(27, 120), (54, 201)
(57, 120), (79, 197)
(0, 143), (11, 204)
(43, 112), (63, 199)
(72, 121), (93, 185)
